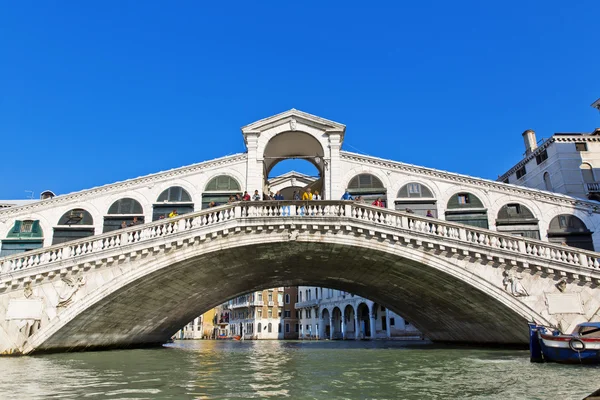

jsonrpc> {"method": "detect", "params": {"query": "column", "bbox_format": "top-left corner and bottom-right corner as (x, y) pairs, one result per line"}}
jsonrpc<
(369, 313), (376, 339)
(354, 313), (360, 340)
(329, 316), (334, 340)
(341, 318), (346, 340)
(385, 310), (391, 338)
(244, 131), (263, 194)
(327, 132), (344, 199)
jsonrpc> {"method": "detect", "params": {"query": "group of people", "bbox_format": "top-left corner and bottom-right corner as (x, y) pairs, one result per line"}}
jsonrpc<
(119, 216), (142, 229)
(223, 188), (323, 203)
(341, 191), (385, 208)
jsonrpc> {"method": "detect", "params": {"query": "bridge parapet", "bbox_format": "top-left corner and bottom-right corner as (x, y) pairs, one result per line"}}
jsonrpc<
(1, 201), (600, 285)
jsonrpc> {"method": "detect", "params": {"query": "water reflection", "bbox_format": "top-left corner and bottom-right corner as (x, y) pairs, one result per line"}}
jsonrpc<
(0, 340), (597, 399)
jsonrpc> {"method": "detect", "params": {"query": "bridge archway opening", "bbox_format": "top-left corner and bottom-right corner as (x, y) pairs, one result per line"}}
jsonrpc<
(495, 203), (540, 239)
(153, 186), (193, 221)
(347, 174), (387, 206)
(548, 214), (594, 251)
(202, 175), (242, 208)
(263, 132), (325, 198)
(104, 198), (145, 233)
(395, 182), (436, 217)
(344, 305), (356, 339)
(53, 208), (95, 245)
(445, 192), (488, 228)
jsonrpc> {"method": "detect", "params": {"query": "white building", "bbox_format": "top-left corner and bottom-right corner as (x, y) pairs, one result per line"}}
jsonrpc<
(295, 286), (420, 340)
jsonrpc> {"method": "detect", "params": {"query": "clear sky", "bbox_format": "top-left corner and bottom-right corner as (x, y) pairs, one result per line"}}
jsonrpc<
(1, 1), (599, 199)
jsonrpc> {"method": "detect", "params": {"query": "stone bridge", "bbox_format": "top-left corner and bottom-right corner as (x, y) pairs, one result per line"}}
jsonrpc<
(1, 201), (599, 354)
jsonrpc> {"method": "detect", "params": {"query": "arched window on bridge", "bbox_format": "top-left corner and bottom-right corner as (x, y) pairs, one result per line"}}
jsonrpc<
(445, 192), (488, 229)
(395, 182), (436, 217)
(347, 174), (387, 206)
(548, 215), (594, 251)
(202, 175), (241, 209)
(104, 198), (145, 233)
(495, 203), (539, 239)
(153, 186), (193, 221)
(0, 220), (43, 257)
(53, 208), (95, 245)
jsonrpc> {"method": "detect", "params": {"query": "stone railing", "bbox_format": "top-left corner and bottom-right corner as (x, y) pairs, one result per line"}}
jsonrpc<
(1, 201), (600, 277)
(587, 182), (600, 192)
(295, 299), (320, 309)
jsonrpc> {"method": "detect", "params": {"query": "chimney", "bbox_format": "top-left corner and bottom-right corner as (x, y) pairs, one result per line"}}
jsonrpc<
(522, 129), (537, 155)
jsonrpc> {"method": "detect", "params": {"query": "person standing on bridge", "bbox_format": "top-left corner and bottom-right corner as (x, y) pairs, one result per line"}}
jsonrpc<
(252, 190), (261, 201)
(313, 190), (321, 200)
(371, 198), (384, 207)
(302, 188), (312, 200)
(242, 191), (251, 201)
(168, 209), (178, 218)
(341, 190), (354, 200)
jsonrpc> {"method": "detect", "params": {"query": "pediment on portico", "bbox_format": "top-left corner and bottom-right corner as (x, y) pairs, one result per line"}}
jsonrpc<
(241, 109), (346, 145)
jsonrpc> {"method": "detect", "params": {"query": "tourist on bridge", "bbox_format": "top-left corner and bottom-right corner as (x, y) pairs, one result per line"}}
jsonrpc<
(120, 221), (127, 229)
(302, 188), (312, 200)
(274, 191), (284, 200)
(313, 190), (321, 200)
(242, 191), (251, 201)
(372, 198), (384, 207)
(168, 209), (178, 218)
(341, 190), (354, 200)
(293, 191), (300, 200)
(128, 216), (140, 227)
(252, 190), (261, 201)
(426, 210), (434, 218)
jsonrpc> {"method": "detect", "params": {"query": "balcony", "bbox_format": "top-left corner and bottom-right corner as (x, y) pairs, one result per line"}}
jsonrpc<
(587, 182), (600, 192)
(267, 301), (274, 307)
(249, 300), (264, 306)
(230, 301), (249, 309)
(294, 299), (319, 309)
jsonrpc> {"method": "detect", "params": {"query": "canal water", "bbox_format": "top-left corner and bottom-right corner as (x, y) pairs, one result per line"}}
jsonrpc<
(0, 340), (598, 399)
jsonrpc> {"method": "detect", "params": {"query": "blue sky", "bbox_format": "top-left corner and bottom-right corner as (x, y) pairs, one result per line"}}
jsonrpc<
(1, 1), (599, 199)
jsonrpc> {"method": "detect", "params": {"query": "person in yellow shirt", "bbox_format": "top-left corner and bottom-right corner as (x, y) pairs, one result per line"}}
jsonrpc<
(168, 209), (178, 218)
(302, 188), (312, 200)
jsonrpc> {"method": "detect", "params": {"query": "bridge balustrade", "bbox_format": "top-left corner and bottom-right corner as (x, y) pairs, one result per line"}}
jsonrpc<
(1, 201), (599, 277)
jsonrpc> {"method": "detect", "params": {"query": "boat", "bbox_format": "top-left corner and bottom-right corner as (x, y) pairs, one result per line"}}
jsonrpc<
(529, 322), (600, 364)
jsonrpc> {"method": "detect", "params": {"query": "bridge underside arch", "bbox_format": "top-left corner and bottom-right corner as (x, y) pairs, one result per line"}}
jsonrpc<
(27, 237), (534, 353)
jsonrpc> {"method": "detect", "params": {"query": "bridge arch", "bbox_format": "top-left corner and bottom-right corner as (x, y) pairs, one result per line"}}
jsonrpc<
(201, 174), (242, 208)
(19, 223), (551, 354)
(536, 207), (599, 250)
(494, 202), (541, 239)
(53, 208), (95, 245)
(104, 198), (145, 233)
(444, 190), (490, 229)
(341, 167), (392, 203)
(393, 181), (439, 217)
(344, 171), (390, 206)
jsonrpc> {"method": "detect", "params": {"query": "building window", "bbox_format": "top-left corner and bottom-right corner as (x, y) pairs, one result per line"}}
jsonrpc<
(20, 220), (33, 233)
(516, 166), (527, 179)
(285, 294), (290, 304)
(457, 194), (470, 205)
(258, 293), (263, 301)
(576, 143), (588, 152)
(299, 310), (303, 319)
(390, 318), (395, 326)
(284, 310), (291, 318)
(535, 149), (548, 165)
(295, 323), (299, 333)
(295, 310), (299, 318)
(543, 172), (553, 191)
(286, 323), (290, 333)
(278, 323), (282, 333)
(257, 309), (262, 318)
(268, 293), (273, 302)
(268, 309), (272, 319)
(278, 310), (282, 317)
(408, 183), (421, 195)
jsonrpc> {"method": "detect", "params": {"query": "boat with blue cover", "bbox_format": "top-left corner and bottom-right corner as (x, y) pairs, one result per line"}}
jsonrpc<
(529, 322), (600, 364)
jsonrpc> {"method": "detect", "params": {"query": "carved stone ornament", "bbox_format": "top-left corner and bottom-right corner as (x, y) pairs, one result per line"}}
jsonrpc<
(23, 282), (33, 299)
(57, 276), (86, 308)
(555, 278), (568, 293)
(290, 118), (297, 131)
(502, 271), (529, 297)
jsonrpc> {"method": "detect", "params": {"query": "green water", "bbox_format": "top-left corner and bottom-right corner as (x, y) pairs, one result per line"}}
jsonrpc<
(0, 340), (598, 399)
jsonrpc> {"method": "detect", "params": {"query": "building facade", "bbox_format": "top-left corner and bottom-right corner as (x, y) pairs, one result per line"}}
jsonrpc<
(228, 287), (299, 340)
(295, 287), (420, 340)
